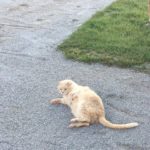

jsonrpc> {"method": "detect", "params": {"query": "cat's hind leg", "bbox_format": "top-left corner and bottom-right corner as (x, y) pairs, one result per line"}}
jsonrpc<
(69, 116), (90, 128)
(69, 122), (90, 128)
(70, 117), (89, 123)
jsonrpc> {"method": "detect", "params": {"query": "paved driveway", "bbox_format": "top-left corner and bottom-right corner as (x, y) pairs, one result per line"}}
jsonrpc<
(0, 0), (150, 149)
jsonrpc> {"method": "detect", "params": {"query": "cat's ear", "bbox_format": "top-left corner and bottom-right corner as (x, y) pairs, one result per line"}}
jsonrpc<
(66, 81), (72, 86)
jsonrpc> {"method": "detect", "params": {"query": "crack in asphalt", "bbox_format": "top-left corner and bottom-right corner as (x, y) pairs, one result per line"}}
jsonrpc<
(0, 51), (48, 61)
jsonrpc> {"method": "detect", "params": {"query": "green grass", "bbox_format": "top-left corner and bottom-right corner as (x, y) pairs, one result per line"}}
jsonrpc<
(58, 0), (150, 68)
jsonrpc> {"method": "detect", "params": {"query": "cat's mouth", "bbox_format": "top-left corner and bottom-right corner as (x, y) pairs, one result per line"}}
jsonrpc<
(63, 92), (69, 96)
(59, 90), (67, 95)
(62, 91), (71, 96)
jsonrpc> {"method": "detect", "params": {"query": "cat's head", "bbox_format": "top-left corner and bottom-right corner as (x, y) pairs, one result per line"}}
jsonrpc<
(57, 80), (75, 95)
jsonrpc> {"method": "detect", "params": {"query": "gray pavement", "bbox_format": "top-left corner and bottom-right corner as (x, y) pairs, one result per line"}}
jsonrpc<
(0, 0), (150, 149)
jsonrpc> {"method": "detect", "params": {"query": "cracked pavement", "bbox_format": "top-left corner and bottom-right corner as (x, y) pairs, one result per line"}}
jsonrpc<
(0, 0), (150, 149)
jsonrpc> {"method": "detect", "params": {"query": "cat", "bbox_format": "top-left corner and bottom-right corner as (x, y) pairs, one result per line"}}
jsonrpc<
(50, 79), (138, 129)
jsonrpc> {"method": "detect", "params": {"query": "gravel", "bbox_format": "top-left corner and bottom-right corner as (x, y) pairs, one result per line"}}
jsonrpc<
(0, 0), (150, 149)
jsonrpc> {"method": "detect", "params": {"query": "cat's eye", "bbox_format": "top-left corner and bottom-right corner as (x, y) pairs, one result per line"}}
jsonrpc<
(64, 89), (67, 90)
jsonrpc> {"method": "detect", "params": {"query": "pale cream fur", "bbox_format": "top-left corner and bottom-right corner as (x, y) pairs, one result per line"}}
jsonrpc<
(50, 80), (138, 129)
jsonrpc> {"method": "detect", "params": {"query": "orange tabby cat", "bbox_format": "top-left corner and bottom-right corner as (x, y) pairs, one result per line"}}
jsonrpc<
(50, 80), (138, 129)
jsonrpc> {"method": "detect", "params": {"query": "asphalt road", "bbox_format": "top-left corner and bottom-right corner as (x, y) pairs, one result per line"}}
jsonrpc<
(0, 0), (150, 149)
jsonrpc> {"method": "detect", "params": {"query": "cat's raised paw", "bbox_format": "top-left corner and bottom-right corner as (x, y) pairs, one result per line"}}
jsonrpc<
(70, 92), (78, 101)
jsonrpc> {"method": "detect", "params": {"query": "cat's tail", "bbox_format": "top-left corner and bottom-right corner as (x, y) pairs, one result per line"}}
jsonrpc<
(99, 116), (138, 129)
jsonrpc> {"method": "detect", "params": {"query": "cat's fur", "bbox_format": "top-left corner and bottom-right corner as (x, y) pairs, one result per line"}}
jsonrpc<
(50, 80), (138, 129)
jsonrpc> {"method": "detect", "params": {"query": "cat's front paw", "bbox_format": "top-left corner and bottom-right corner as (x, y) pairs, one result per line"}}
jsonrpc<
(70, 92), (78, 101)
(50, 99), (61, 104)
